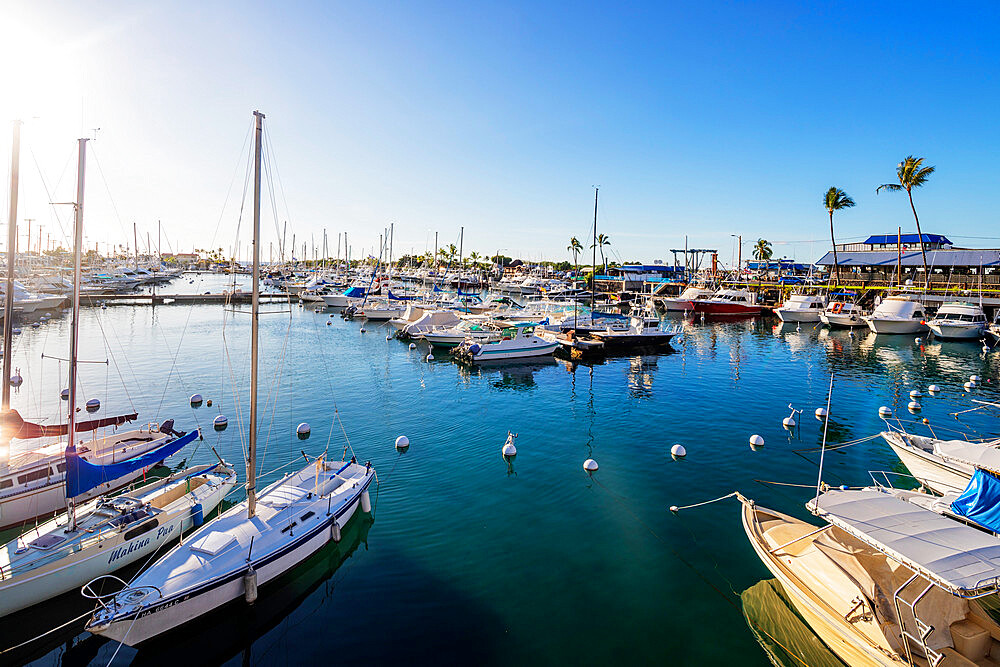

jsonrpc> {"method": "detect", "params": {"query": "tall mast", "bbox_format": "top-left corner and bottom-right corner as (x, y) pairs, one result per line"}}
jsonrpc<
(590, 187), (598, 314)
(67, 137), (88, 529)
(3, 121), (21, 411)
(459, 226), (463, 268)
(133, 222), (139, 270)
(248, 110), (264, 520)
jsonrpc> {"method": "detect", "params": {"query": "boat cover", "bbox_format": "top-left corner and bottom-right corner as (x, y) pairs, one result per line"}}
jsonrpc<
(933, 440), (1000, 475)
(343, 286), (366, 298)
(808, 488), (1000, 596)
(1, 408), (138, 439)
(951, 469), (1000, 535)
(65, 429), (199, 499)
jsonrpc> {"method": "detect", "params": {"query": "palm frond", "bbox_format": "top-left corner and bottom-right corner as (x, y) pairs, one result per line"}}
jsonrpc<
(876, 183), (902, 194)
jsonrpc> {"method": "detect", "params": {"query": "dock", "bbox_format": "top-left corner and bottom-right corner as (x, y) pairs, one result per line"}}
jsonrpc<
(81, 292), (292, 305)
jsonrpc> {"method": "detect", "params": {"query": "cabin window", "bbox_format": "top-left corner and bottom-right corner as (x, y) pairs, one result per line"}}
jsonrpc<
(0, 478), (12, 489)
(57, 463), (66, 473)
(18, 468), (52, 484)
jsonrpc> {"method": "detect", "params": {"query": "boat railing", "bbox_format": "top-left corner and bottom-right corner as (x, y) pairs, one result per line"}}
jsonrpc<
(882, 417), (984, 443)
(868, 469), (922, 491)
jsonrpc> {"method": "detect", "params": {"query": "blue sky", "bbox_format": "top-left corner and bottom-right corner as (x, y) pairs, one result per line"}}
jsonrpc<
(2, 1), (998, 266)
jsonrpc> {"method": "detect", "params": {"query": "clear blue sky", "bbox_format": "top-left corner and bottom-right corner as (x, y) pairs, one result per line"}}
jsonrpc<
(2, 1), (998, 266)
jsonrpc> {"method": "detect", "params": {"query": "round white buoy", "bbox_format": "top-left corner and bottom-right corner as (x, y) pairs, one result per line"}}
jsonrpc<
(326, 321), (331, 326)
(815, 407), (828, 421)
(908, 401), (921, 412)
(971, 375), (981, 383)
(408, 343), (417, 350)
(928, 384), (940, 394)
(426, 353), (434, 362)
(85, 398), (100, 412)
(909, 389), (922, 399)
(670, 444), (686, 458)
(190, 393), (203, 406)
(502, 442), (517, 457)
(583, 458), (599, 473)
(782, 416), (796, 429)
(31, 322), (39, 328)
(914, 337), (923, 345)
(749, 434), (764, 449)
(669, 505), (679, 513)
(964, 381), (976, 391)
(213, 415), (229, 430)
(395, 435), (409, 450)
(296, 422), (311, 439)
(360, 327), (366, 334)
(10, 374), (22, 387)
(386, 334), (392, 341)
(878, 406), (892, 418)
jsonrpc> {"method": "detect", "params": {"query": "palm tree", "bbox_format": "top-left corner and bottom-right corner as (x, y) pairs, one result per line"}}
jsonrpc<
(591, 234), (611, 272)
(469, 251), (481, 268)
(824, 187), (855, 284)
(567, 236), (583, 277)
(752, 238), (772, 261)
(877, 156), (935, 288)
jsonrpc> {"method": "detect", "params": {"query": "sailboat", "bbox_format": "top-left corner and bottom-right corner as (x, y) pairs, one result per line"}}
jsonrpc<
(86, 111), (375, 646)
(0, 122), (192, 531)
(0, 136), (234, 617)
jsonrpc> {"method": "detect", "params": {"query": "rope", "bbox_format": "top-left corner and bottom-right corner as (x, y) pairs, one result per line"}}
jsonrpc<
(791, 432), (880, 453)
(0, 609), (93, 656)
(669, 491), (739, 512)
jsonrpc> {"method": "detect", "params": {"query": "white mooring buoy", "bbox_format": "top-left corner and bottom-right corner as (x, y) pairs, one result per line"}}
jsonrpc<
(909, 389), (922, 399)
(408, 343), (417, 350)
(971, 375), (982, 383)
(214, 415), (229, 430)
(781, 404), (801, 429)
(360, 327), (366, 334)
(296, 422), (311, 439)
(386, 334), (392, 341)
(878, 406), (892, 418)
(86, 398), (100, 412)
(583, 458), (599, 473)
(928, 384), (940, 394)
(908, 401), (921, 412)
(426, 353), (434, 362)
(670, 444), (686, 459)
(964, 381), (976, 391)
(915, 337), (923, 345)
(190, 393), (203, 406)
(815, 407), (827, 421)
(395, 435), (409, 450)
(749, 434), (764, 450)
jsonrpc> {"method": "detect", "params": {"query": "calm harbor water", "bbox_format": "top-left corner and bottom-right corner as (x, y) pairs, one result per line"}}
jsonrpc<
(4, 274), (1000, 666)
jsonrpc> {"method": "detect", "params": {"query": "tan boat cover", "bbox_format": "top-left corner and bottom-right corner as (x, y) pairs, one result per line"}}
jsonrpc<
(933, 440), (1000, 476)
(808, 489), (1000, 596)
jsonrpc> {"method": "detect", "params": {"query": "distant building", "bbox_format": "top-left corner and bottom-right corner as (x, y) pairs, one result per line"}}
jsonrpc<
(814, 233), (1000, 283)
(162, 252), (200, 265)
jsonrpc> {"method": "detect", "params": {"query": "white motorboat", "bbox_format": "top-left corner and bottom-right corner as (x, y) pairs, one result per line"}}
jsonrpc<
(589, 310), (680, 347)
(691, 289), (761, 316)
(880, 428), (1000, 495)
(741, 488), (1000, 667)
(356, 299), (406, 321)
(774, 293), (826, 323)
(321, 285), (367, 307)
(864, 294), (929, 334)
(659, 285), (714, 312)
(926, 302), (987, 340)
(819, 298), (868, 328)
(0, 458), (235, 618)
(421, 321), (501, 347)
(85, 111), (375, 647)
(454, 322), (558, 361)
(388, 304), (429, 331)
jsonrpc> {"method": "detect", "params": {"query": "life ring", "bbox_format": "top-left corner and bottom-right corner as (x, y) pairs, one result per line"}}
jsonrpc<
(831, 303), (843, 314)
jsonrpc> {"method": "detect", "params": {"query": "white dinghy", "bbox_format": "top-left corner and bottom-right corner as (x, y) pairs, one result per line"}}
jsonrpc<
(86, 110), (375, 647)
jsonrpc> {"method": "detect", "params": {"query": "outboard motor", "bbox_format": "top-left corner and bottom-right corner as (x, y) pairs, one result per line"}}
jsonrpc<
(159, 419), (187, 438)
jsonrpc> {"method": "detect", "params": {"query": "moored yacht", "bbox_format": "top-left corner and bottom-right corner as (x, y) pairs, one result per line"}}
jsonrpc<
(660, 285), (714, 312)
(774, 293), (826, 323)
(454, 322), (558, 361)
(690, 289), (761, 316)
(819, 294), (868, 328)
(926, 302), (988, 340)
(864, 294), (929, 334)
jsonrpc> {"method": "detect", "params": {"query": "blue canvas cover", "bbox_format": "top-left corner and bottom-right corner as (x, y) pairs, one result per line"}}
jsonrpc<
(951, 469), (1000, 534)
(65, 429), (199, 499)
(343, 286), (366, 298)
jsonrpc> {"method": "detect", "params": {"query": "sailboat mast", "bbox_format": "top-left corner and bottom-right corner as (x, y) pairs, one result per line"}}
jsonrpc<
(590, 187), (598, 314)
(248, 110), (264, 520)
(67, 137), (88, 528)
(3, 121), (21, 411)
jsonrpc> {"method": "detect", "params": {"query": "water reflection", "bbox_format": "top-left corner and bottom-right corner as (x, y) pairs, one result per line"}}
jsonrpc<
(741, 579), (845, 667)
